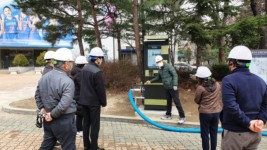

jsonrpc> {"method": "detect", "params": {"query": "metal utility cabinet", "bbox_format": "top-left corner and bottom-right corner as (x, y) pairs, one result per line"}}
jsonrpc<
(143, 35), (169, 110)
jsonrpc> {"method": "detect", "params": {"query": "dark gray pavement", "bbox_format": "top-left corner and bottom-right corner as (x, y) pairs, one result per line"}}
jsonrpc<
(0, 73), (267, 150)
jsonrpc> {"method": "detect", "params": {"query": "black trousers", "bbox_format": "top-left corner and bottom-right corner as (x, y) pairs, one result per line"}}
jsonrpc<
(76, 104), (84, 131)
(199, 112), (220, 150)
(76, 114), (83, 132)
(82, 105), (101, 150)
(165, 89), (185, 118)
(40, 113), (76, 150)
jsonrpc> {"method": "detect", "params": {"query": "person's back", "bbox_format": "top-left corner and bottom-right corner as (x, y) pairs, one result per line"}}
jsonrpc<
(194, 66), (222, 150)
(71, 66), (82, 101)
(38, 69), (76, 115)
(79, 47), (106, 150)
(80, 62), (106, 106)
(195, 81), (222, 114)
(42, 51), (55, 75)
(71, 56), (88, 137)
(221, 45), (267, 150)
(35, 48), (77, 150)
(222, 67), (267, 131)
(42, 64), (53, 75)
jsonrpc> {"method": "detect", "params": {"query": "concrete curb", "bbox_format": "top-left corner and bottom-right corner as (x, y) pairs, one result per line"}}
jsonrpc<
(4, 104), (267, 132)
(2, 104), (36, 115)
(2, 103), (201, 128)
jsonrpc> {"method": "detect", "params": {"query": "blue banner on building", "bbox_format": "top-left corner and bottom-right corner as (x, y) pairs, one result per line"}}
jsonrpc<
(0, 0), (73, 48)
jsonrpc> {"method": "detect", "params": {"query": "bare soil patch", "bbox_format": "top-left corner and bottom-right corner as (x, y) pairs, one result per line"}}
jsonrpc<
(10, 88), (199, 122)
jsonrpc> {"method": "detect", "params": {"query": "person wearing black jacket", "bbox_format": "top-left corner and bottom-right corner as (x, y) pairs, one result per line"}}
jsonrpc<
(70, 56), (88, 137)
(221, 45), (267, 150)
(42, 51), (55, 75)
(79, 47), (107, 150)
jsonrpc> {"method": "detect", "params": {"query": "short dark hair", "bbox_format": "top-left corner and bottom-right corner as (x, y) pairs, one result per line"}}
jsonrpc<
(228, 59), (251, 68)
(198, 77), (216, 92)
(76, 64), (85, 68)
(3, 6), (11, 11)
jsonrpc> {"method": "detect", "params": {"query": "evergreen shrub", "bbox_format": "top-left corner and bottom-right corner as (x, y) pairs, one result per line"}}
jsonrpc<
(36, 51), (46, 66)
(12, 54), (29, 66)
(177, 70), (198, 90)
(211, 64), (230, 81)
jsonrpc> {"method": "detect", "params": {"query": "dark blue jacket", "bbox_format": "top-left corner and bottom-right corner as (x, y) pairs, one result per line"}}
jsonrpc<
(222, 68), (267, 132)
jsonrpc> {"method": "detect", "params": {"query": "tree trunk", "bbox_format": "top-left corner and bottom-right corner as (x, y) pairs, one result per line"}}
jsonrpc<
(77, 0), (84, 55)
(219, 47), (225, 63)
(259, 26), (267, 49)
(90, 0), (102, 48)
(250, 0), (258, 16)
(196, 45), (202, 66)
(260, 0), (267, 48)
(218, 1), (228, 63)
(250, 0), (267, 48)
(117, 30), (121, 60)
(141, 0), (145, 66)
(133, 0), (143, 81)
(169, 34), (174, 65)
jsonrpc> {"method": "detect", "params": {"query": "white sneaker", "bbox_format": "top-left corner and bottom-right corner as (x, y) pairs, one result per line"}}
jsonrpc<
(76, 131), (83, 137)
(178, 118), (186, 124)
(161, 115), (172, 120)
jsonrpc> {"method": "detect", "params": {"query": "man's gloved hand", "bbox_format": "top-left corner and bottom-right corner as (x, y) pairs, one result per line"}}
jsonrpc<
(173, 86), (178, 91)
(145, 80), (151, 84)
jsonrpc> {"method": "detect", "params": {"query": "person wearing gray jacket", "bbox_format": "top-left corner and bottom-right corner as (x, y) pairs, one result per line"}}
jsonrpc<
(35, 48), (77, 150)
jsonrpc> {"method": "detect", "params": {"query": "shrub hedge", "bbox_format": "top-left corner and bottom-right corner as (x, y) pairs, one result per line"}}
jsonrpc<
(12, 54), (29, 66)
(211, 63), (231, 81)
(101, 60), (139, 92)
(36, 51), (46, 66)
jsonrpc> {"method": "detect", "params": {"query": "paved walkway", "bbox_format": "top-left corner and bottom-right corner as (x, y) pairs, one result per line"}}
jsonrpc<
(0, 73), (267, 150)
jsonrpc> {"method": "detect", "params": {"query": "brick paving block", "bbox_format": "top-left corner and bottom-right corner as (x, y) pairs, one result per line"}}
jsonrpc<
(1, 110), (267, 149)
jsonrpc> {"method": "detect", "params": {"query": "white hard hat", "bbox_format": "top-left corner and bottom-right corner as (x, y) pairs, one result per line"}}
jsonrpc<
(75, 56), (88, 64)
(195, 66), (212, 78)
(228, 45), (252, 60)
(155, 55), (163, 63)
(89, 47), (104, 57)
(54, 48), (74, 61)
(44, 51), (55, 60)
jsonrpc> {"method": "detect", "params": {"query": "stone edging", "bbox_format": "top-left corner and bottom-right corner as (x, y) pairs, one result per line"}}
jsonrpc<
(2, 104), (201, 128)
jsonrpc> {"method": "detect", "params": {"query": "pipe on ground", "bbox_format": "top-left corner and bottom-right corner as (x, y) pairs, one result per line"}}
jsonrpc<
(128, 89), (267, 136)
